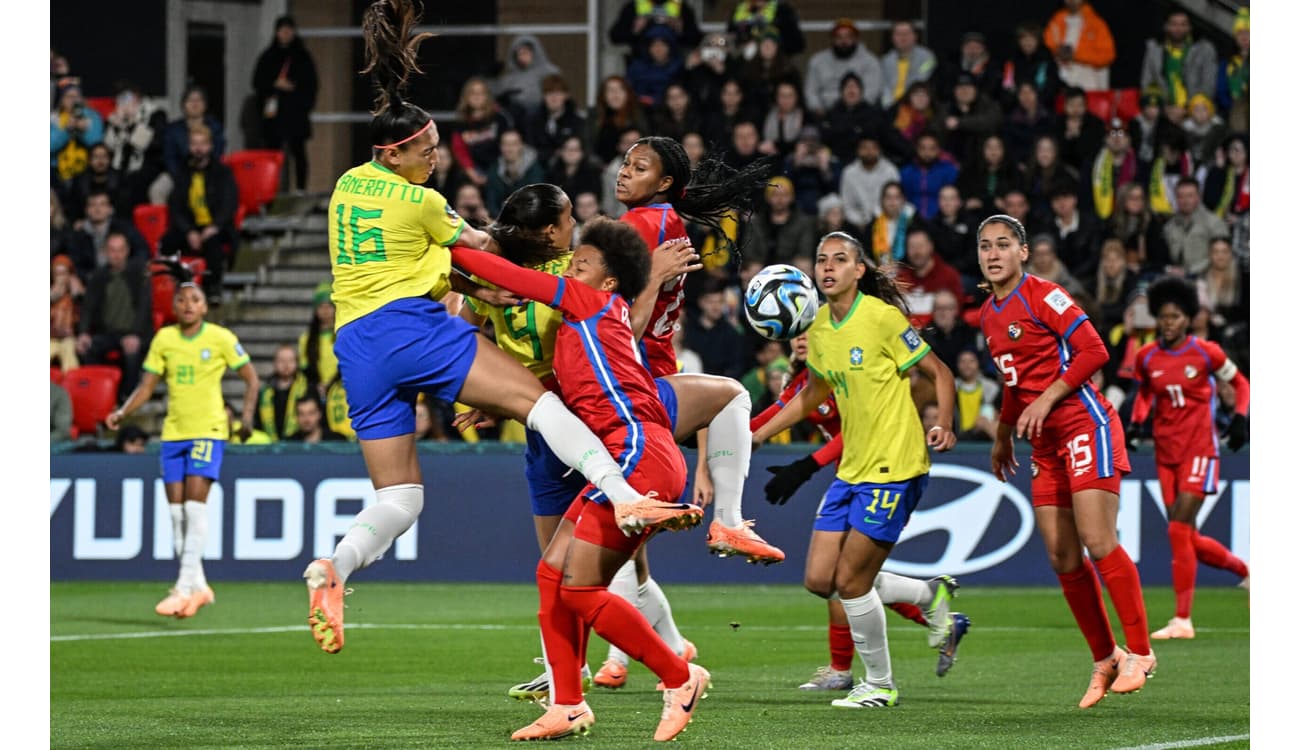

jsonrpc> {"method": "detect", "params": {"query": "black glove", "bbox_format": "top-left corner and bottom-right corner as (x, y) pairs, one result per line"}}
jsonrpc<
(1124, 421), (1142, 451)
(763, 455), (821, 506)
(1226, 413), (1248, 452)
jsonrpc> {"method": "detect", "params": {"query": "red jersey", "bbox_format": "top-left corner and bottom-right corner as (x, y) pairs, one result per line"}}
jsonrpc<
(750, 367), (845, 468)
(979, 274), (1112, 428)
(621, 204), (689, 378)
(1133, 337), (1236, 465)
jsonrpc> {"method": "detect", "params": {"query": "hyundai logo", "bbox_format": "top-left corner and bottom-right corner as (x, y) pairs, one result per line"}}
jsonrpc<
(883, 464), (1034, 577)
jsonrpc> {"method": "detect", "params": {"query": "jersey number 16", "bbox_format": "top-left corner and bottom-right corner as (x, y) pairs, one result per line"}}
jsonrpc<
(335, 203), (387, 265)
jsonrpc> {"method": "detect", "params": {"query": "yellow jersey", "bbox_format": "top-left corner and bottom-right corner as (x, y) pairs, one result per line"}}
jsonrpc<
(328, 160), (466, 329)
(143, 322), (251, 441)
(465, 253), (570, 380)
(297, 329), (339, 387)
(806, 293), (931, 484)
(325, 379), (356, 440)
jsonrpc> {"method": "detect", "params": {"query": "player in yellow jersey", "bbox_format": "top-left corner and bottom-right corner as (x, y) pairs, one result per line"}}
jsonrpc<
(303, 0), (695, 655)
(753, 231), (958, 709)
(108, 279), (260, 619)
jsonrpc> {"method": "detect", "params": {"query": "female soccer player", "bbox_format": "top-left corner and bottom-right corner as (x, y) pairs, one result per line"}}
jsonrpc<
(1129, 276), (1250, 639)
(756, 333), (971, 686)
(451, 219), (710, 742)
(976, 214), (1155, 707)
(107, 273), (259, 619)
(302, 0), (686, 655)
(751, 232), (958, 709)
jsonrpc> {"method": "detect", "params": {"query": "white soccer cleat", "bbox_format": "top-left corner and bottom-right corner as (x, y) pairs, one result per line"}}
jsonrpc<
(798, 666), (853, 691)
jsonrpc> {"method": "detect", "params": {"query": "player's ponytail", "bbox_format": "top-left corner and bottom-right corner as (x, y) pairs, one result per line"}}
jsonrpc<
(361, 0), (434, 149)
(489, 184), (574, 269)
(816, 231), (911, 314)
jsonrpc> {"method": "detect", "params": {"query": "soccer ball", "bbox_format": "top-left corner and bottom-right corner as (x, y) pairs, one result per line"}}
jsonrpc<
(743, 264), (819, 341)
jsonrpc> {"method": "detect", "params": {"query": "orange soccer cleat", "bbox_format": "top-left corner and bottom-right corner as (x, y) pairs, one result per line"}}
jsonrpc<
(1078, 647), (1125, 709)
(593, 658), (628, 689)
(155, 588), (188, 617)
(706, 520), (785, 564)
(304, 558), (348, 654)
(654, 663), (711, 742)
(176, 585), (215, 618)
(613, 494), (704, 536)
(510, 701), (596, 741)
(1111, 648), (1157, 694)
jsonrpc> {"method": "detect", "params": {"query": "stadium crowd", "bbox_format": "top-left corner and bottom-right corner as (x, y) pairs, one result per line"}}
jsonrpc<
(50, 1), (1250, 449)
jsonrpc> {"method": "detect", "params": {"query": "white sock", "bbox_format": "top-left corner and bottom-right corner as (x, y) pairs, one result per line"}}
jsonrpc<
(526, 392), (641, 504)
(639, 577), (687, 656)
(604, 561), (639, 666)
(706, 390), (751, 527)
(332, 483), (423, 582)
(168, 503), (185, 558)
(874, 571), (931, 607)
(842, 589), (893, 689)
(180, 500), (208, 593)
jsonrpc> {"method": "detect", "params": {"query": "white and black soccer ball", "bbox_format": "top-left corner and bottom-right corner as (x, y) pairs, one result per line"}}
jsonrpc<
(743, 264), (819, 341)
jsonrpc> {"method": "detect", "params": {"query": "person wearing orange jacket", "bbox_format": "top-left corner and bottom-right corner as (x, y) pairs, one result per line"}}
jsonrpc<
(1044, 0), (1116, 92)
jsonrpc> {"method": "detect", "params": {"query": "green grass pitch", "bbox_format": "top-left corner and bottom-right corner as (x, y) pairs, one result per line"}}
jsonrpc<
(52, 581), (1248, 749)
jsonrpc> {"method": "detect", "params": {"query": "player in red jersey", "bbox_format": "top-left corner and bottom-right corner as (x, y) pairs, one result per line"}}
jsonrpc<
(1128, 276), (1250, 639)
(451, 218), (711, 743)
(977, 214), (1155, 708)
(755, 334), (973, 686)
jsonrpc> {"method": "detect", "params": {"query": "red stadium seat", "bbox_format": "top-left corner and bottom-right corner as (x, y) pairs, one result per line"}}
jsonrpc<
(1114, 88), (1141, 122)
(84, 96), (116, 121)
(1085, 90), (1113, 121)
(133, 204), (169, 258)
(222, 149), (284, 217)
(64, 366), (123, 435)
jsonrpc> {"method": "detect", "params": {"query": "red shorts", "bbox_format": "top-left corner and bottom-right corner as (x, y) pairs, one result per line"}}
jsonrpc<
(568, 428), (687, 555)
(1029, 402), (1130, 508)
(1157, 456), (1220, 504)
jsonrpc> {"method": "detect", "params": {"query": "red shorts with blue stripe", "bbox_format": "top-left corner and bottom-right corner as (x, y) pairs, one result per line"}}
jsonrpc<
(1028, 399), (1130, 507)
(1157, 456), (1220, 504)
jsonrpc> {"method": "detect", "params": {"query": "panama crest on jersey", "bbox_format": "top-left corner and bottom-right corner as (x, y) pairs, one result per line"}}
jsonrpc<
(1185, 365), (1198, 379)
(1007, 321), (1023, 340)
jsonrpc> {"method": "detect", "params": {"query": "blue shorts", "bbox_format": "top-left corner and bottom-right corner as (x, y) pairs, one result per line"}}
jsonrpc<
(818, 474), (930, 543)
(654, 377), (678, 433)
(525, 427), (589, 517)
(160, 439), (224, 484)
(335, 297), (479, 440)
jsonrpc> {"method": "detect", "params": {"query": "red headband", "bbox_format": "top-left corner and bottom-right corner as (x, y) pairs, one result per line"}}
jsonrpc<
(375, 120), (433, 150)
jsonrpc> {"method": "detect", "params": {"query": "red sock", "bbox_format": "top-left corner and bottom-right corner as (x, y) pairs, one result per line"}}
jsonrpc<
(1192, 532), (1249, 578)
(828, 624), (854, 671)
(1168, 521), (1197, 619)
(1094, 547), (1152, 657)
(536, 562), (584, 706)
(1057, 560), (1116, 662)
(560, 584), (690, 689)
(888, 602), (928, 627)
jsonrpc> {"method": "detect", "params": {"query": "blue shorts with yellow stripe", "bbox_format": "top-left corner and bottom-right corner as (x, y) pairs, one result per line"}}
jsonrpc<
(816, 474), (929, 544)
(160, 439), (225, 483)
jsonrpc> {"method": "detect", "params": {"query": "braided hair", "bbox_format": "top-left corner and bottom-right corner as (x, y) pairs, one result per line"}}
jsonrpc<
(816, 231), (911, 314)
(489, 184), (574, 269)
(360, 0), (434, 149)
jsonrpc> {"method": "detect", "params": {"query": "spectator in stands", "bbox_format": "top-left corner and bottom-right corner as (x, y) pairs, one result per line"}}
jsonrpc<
(820, 72), (907, 167)
(748, 176), (816, 271)
(866, 181), (917, 266)
(1164, 177), (1227, 275)
(449, 77), (514, 190)
(1202, 133), (1248, 223)
(1148, 130), (1194, 218)
(727, 0), (804, 59)
(1216, 8), (1249, 132)
(938, 32), (999, 101)
(937, 73), (1003, 168)
(1047, 184), (1103, 278)
(952, 348), (1000, 443)
(599, 128), (642, 219)
(889, 81), (936, 146)
(428, 141), (466, 200)
(51, 254), (82, 373)
(414, 394), (449, 442)
(681, 33), (743, 118)
(804, 19), (883, 120)
(816, 193), (862, 245)
(759, 80), (805, 158)
(839, 135), (899, 235)
(724, 119), (763, 171)
(880, 20), (937, 111)
(299, 281), (337, 397)
(323, 376), (355, 442)
(1141, 10), (1218, 109)
(255, 343), (309, 441)
(50, 50), (70, 107)
(1028, 232), (1091, 302)
(158, 85), (226, 198)
(572, 191), (602, 243)
(1003, 81), (1057, 168)
(1090, 118), (1138, 223)
(1023, 134), (1079, 221)
(922, 288), (984, 373)
(492, 35), (560, 123)
(895, 226), (964, 311)
(587, 75), (650, 163)
(68, 189), (150, 282)
(651, 82), (702, 143)
(740, 27), (801, 111)
(51, 381), (73, 443)
(525, 75), (586, 166)
(608, 0), (703, 64)
(227, 401), (271, 445)
(701, 78), (755, 153)
(76, 231), (151, 399)
(453, 183), (492, 228)
(786, 126), (840, 216)
(1199, 236), (1247, 340)
(252, 15), (318, 193)
(926, 184), (978, 285)
(1107, 182), (1169, 272)
(1088, 238), (1137, 336)
(898, 131), (958, 221)
(158, 125), (238, 300)
(285, 394), (346, 443)
(685, 279), (745, 379)
(545, 135), (604, 206)
(1129, 89), (1163, 178)
(1182, 94), (1227, 169)
(682, 131), (705, 169)
(671, 320), (703, 375)
(50, 77), (104, 186)
(1044, 0), (1116, 92)
(114, 424), (149, 453)
(51, 189), (76, 264)
(65, 144), (126, 225)
(626, 25), (685, 108)
(102, 82), (167, 210)
(1001, 187), (1037, 232)
(485, 129), (544, 216)
(1001, 22), (1060, 109)
(1055, 86), (1105, 175)
(957, 134), (1021, 214)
